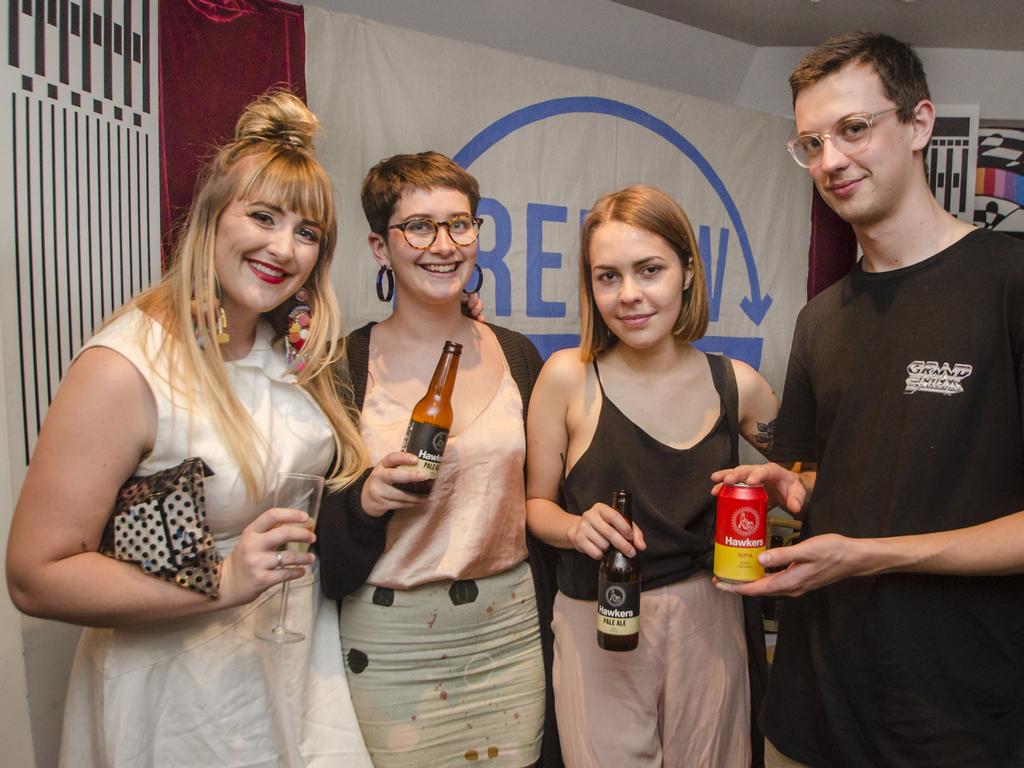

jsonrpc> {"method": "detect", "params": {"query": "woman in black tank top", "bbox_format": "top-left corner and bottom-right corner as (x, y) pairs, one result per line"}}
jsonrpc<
(525, 185), (779, 768)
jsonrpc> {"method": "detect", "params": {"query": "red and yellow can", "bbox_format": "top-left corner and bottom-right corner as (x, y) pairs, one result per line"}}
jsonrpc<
(714, 483), (768, 583)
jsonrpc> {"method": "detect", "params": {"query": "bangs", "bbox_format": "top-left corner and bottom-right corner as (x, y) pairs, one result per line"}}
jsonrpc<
(237, 150), (333, 228)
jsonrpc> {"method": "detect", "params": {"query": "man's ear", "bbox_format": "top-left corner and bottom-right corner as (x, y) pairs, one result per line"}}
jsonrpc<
(909, 99), (936, 153)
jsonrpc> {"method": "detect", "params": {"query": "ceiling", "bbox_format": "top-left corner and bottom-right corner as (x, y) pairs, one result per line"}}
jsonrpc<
(610, 0), (1024, 51)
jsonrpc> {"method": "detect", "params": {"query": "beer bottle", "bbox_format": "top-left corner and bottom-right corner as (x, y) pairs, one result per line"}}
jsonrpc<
(396, 340), (462, 495)
(597, 489), (641, 651)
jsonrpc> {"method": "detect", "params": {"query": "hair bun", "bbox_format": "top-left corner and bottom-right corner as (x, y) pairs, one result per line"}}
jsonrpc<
(234, 89), (320, 151)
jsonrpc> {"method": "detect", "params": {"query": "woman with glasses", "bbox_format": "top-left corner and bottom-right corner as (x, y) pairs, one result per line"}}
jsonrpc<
(316, 152), (553, 768)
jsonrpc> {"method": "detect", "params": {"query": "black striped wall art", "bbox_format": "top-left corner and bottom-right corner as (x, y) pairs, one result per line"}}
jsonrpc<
(3, 0), (159, 467)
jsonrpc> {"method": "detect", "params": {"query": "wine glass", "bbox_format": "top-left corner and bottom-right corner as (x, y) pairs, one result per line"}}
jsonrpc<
(256, 472), (324, 643)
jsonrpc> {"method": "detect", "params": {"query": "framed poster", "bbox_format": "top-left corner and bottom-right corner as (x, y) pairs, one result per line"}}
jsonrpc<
(975, 120), (1024, 237)
(929, 106), (978, 223)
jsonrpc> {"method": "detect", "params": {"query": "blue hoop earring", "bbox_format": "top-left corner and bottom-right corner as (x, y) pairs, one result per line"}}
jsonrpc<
(376, 266), (394, 302)
(462, 264), (484, 294)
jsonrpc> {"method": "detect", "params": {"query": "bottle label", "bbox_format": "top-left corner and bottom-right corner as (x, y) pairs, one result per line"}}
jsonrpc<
(597, 580), (640, 636)
(401, 421), (448, 479)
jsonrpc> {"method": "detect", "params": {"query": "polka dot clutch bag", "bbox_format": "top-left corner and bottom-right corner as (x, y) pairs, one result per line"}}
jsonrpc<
(100, 457), (223, 597)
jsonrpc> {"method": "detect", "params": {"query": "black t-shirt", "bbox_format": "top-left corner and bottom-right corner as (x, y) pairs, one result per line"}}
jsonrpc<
(767, 229), (1024, 767)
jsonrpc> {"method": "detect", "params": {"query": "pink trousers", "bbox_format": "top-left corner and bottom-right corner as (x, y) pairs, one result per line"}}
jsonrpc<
(552, 573), (751, 768)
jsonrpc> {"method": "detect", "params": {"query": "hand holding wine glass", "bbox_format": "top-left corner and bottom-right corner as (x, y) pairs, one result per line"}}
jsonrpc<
(256, 472), (325, 643)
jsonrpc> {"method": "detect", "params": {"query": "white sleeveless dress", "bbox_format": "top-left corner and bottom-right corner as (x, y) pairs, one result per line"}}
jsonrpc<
(58, 309), (372, 768)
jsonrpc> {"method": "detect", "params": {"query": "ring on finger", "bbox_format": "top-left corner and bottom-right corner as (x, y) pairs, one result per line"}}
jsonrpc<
(275, 551), (284, 570)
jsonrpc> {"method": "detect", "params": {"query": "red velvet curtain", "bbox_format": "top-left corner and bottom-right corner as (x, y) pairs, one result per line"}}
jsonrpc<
(807, 185), (858, 299)
(159, 0), (307, 264)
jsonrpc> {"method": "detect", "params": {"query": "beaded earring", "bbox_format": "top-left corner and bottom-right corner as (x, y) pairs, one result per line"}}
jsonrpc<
(191, 283), (230, 347)
(285, 288), (312, 372)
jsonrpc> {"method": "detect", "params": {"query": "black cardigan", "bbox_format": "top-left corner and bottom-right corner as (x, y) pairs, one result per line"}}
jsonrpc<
(317, 321), (563, 768)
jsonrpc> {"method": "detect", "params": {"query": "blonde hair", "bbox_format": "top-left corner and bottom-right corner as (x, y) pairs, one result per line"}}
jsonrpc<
(126, 90), (366, 495)
(578, 184), (708, 361)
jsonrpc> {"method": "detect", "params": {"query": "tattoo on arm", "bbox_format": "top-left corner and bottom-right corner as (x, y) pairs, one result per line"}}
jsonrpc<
(753, 418), (777, 456)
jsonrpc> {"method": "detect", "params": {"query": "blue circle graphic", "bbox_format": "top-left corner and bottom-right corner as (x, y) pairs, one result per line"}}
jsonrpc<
(453, 96), (772, 326)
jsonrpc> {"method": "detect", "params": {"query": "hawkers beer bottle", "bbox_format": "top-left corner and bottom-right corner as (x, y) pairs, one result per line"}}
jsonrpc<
(396, 340), (462, 495)
(597, 490), (641, 651)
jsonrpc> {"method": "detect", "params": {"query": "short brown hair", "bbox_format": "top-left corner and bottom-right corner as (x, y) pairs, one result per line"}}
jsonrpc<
(360, 151), (481, 234)
(790, 31), (931, 123)
(578, 184), (708, 361)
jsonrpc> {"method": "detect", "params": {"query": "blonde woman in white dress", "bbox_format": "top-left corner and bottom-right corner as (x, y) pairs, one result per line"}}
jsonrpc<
(6, 91), (373, 768)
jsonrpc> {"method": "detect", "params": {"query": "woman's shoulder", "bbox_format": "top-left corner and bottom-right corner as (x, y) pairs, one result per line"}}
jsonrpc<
(82, 307), (165, 367)
(727, 356), (768, 394)
(71, 342), (155, 400)
(726, 355), (779, 421)
(78, 308), (189, 417)
(86, 305), (148, 342)
(70, 311), (162, 418)
(538, 346), (587, 386)
(726, 355), (756, 381)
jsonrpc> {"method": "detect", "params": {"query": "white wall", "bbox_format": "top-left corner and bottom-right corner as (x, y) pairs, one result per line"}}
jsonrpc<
(304, 0), (758, 105)
(0, 375), (35, 768)
(735, 47), (807, 117)
(309, 0), (1024, 121)
(917, 48), (1024, 119)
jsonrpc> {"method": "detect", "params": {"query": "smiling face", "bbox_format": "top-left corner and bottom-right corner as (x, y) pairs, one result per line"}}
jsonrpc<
(370, 186), (478, 307)
(588, 221), (693, 353)
(213, 197), (322, 326)
(795, 61), (930, 229)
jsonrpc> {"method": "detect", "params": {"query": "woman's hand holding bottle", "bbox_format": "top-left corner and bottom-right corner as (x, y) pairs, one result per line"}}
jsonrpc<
(567, 502), (647, 561)
(360, 452), (434, 517)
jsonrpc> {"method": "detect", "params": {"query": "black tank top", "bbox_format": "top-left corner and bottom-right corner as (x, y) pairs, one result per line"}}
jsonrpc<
(558, 353), (739, 599)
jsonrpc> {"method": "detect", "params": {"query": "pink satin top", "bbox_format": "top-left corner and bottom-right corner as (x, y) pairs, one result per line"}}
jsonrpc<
(361, 355), (528, 589)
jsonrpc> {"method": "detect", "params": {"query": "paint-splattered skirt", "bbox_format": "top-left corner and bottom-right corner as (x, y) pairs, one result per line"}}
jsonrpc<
(340, 560), (545, 767)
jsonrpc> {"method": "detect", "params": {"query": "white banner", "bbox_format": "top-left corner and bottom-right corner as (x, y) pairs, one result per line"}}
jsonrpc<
(305, 10), (810, 392)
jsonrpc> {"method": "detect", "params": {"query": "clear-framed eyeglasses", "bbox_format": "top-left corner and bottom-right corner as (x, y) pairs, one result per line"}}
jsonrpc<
(387, 216), (484, 249)
(786, 106), (899, 168)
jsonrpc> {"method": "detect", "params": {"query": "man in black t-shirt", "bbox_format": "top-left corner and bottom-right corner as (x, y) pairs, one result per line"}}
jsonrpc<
(713, 32), (1024, 768)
